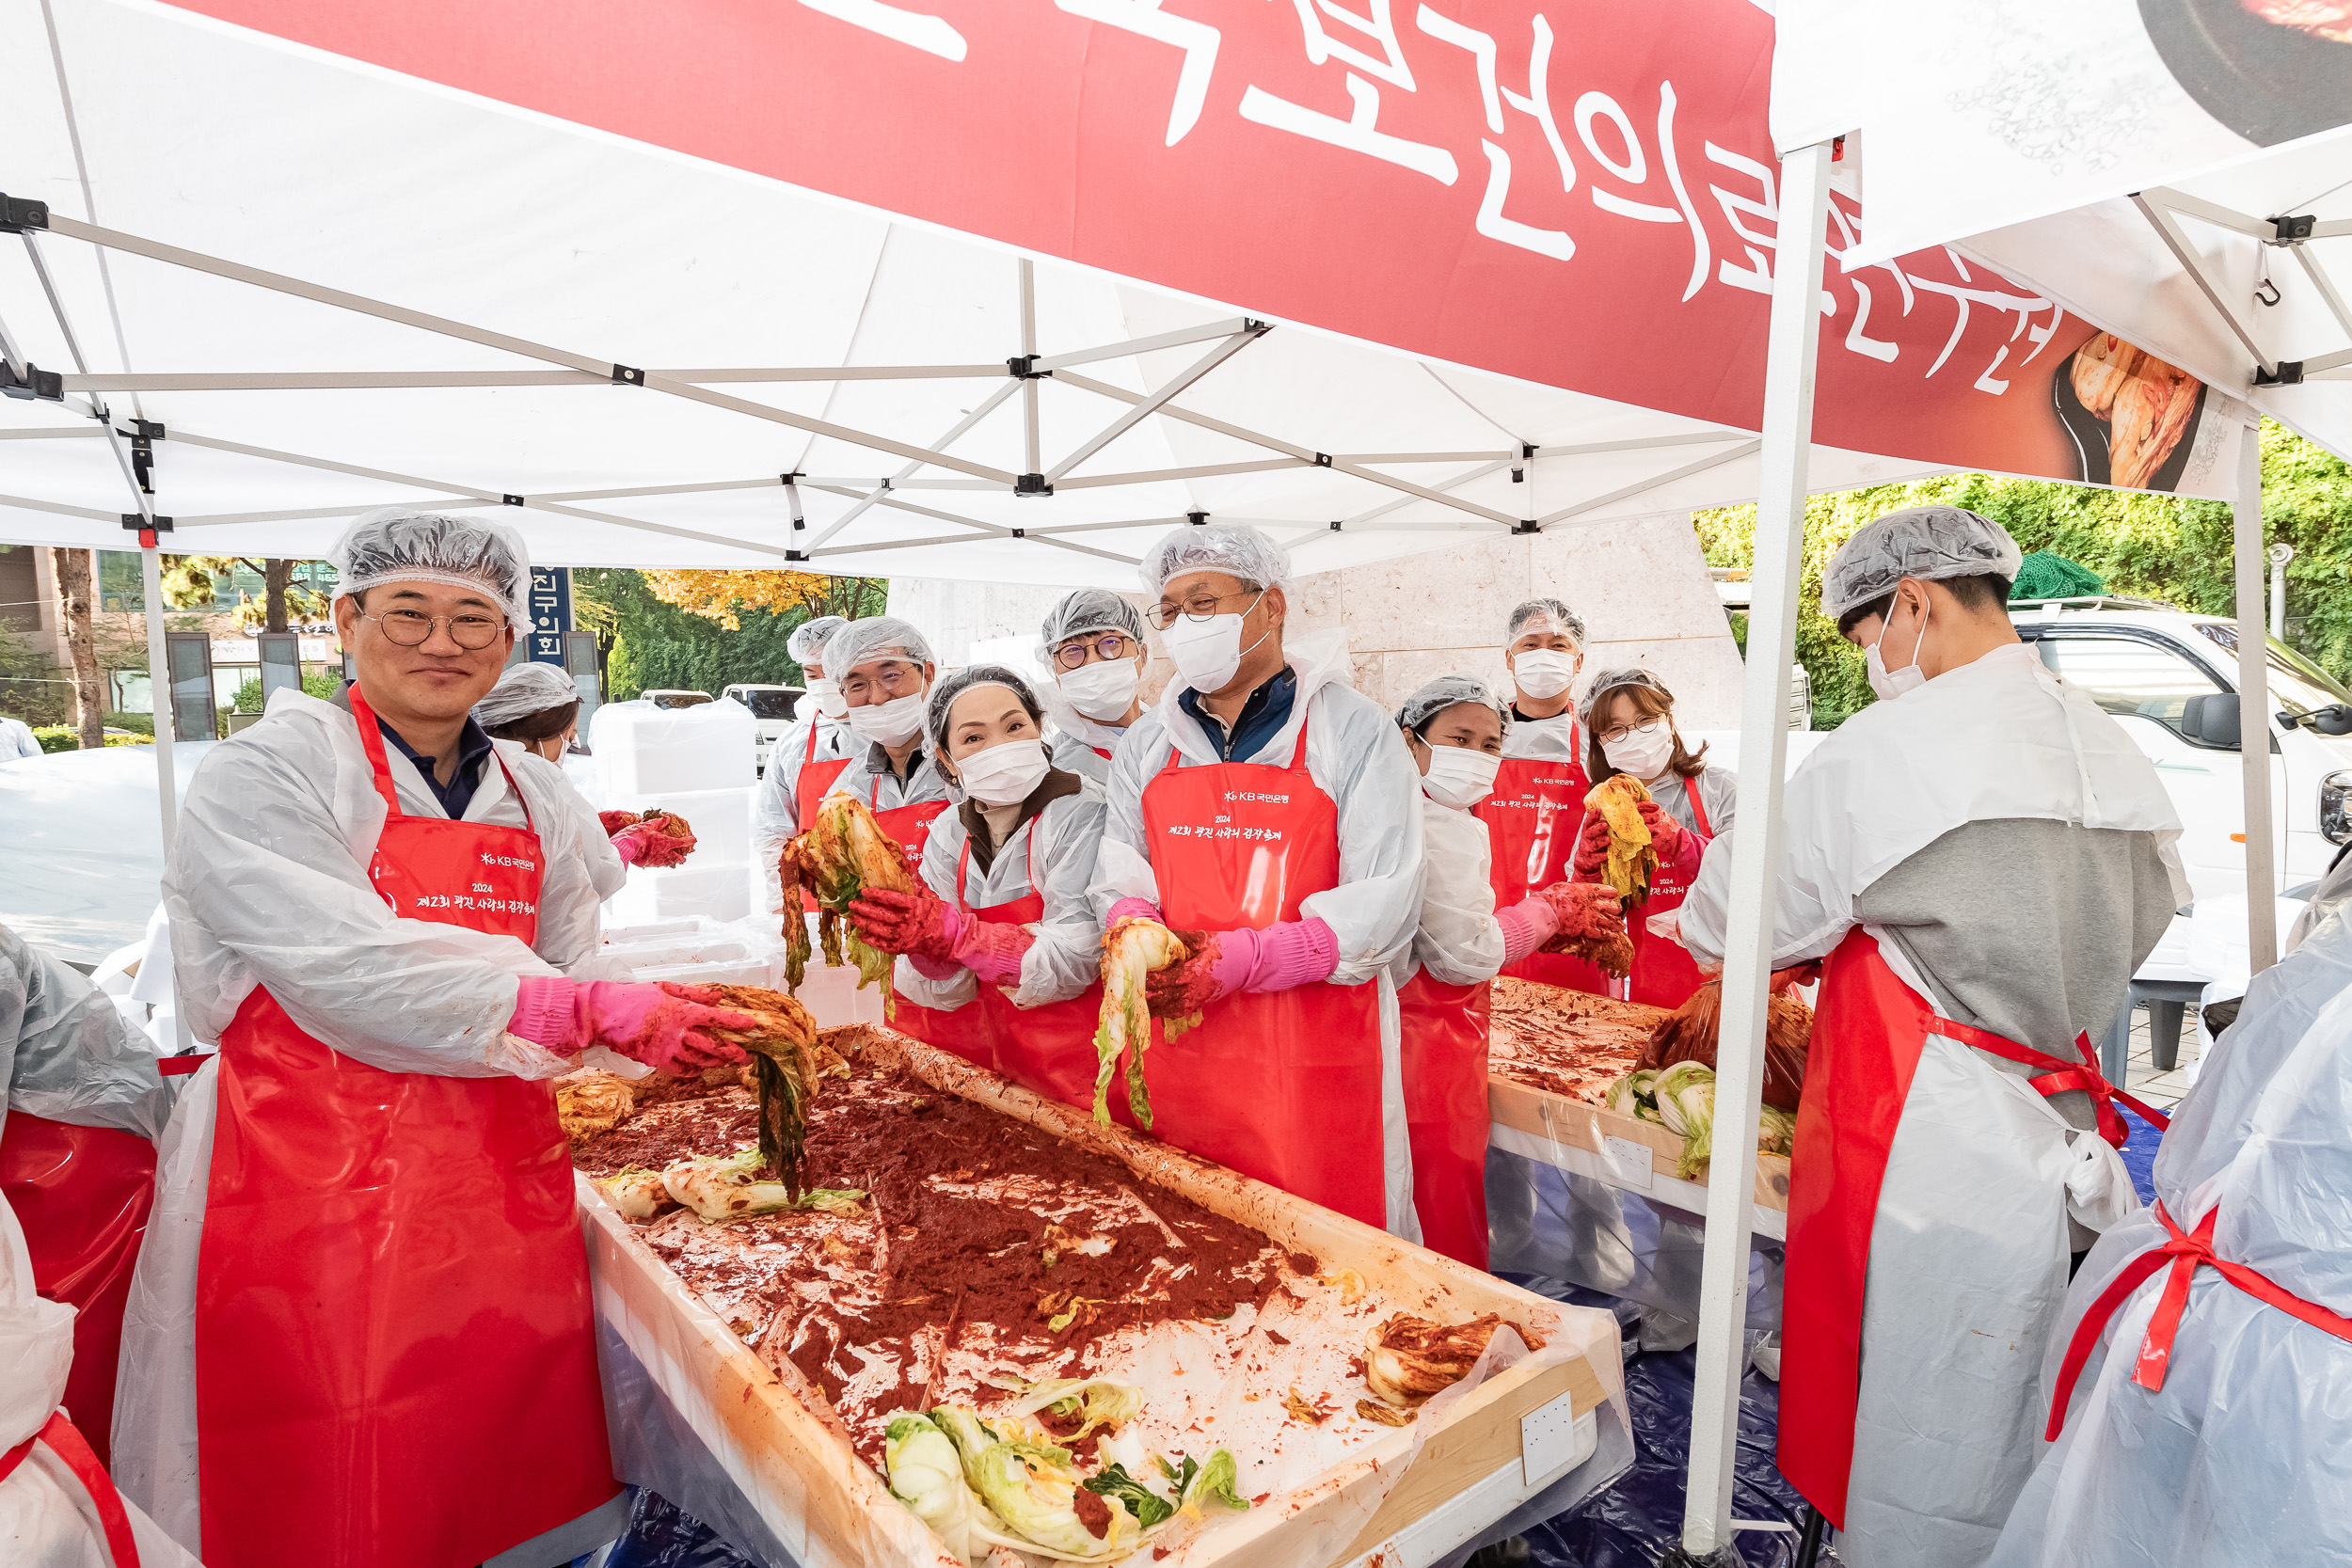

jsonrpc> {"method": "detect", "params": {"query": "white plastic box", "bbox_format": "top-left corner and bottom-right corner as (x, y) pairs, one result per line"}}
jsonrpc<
(590, 697), (756, 797)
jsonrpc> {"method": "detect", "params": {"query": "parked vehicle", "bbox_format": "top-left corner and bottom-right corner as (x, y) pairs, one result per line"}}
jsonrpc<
(720, 683), (805, 774)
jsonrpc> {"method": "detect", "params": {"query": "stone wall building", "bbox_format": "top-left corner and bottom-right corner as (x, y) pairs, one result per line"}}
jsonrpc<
(888, 510), (1741, 729)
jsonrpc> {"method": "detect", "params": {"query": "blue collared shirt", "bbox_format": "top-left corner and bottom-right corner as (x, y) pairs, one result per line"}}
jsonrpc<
(1177, 665), (1298, 763)
(380, 715), (498, 818)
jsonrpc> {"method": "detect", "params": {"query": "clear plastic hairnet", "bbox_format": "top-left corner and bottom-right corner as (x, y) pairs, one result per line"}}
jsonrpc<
(1038, 588), (1146, 662)
(1395, 673), (1510, 736)
(1507, 597), (1586, 648)
(1576, 666), (1675, 727)
(787, 614), (849, 667)
(924, 663), (1043, 752)
(822, 615), (936, 675)
(1820, 504), (2024, 621)
(1139, 522), (1292, 598)
(328, 506), (533, 629)
(472, 661), (580, 729)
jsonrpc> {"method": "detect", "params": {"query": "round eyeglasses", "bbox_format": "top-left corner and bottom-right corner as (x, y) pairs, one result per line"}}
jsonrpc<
(362, 609), (509, 651)
(1054, 634), (1135, 670)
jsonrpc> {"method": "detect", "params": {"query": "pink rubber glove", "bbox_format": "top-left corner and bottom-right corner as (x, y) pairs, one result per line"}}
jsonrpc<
(1634, 800), (1685, 863)
(1496, 894), (1563, 965)
(847, 886), (955, 960)
(509, 977), (753, 1072)
(952, 918), (1035, 986)
(612, 815), (696, 868)
(1147, 917), (1339, 1016)
(1106, 896), (1164, 929)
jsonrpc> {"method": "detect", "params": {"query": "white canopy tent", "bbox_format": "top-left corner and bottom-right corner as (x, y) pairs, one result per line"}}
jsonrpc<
(1666, 8), (2352, 1562)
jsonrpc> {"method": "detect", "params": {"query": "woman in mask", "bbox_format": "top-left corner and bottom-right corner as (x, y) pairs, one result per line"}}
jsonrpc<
(472, 661), (692, 900)
(844, 666), (1106, 1105)
(1474, 598), (1603, 991)
(1570, 667), (1735, 1007)
(754, 614), (854, 918)
(1037, 588), (1151, 787)
(1393, 674), (1625, 1267)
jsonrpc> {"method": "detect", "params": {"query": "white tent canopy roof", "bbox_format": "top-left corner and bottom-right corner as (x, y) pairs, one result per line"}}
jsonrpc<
(0, 0), (1949, 589)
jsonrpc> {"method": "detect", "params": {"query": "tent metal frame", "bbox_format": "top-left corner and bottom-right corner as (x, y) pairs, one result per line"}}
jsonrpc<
(2, 205), (1766, 580)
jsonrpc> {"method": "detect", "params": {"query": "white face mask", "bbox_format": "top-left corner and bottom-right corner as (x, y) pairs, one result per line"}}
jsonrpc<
(847, 690), (927, 747)
(951, 738), (1052, 806)
(1865, 599), (1931, 702)
(1057, 657), (1139, 722)
(1510, 648), (1578, 700)
(1419, 743), (1502, 808)
(805, 675), (849, 720)
(1162, 593), (1269, 693)
(1601, 721), (1677, 782)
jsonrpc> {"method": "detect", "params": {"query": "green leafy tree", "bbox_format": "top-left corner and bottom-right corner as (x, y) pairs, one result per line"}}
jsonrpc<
(1695, 420), (2348, 729)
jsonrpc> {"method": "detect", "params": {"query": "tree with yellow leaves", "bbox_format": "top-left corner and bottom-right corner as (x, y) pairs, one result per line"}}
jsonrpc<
(640, 569), (884, 628)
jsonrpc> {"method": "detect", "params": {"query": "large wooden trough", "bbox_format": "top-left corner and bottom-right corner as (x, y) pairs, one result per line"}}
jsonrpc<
(580, 1022), (1625, 1568)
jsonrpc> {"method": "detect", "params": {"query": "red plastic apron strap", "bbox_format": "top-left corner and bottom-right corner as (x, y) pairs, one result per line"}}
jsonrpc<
(1922, 1018), (2170, 1148)
(2045, 1202), (2352, 1440)
(0, 1413), (142, 1567)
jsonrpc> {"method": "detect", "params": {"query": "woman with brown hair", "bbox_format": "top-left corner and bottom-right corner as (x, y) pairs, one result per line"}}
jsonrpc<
(1569, 665), (1735, 1007)
(474, 661), (694, 895)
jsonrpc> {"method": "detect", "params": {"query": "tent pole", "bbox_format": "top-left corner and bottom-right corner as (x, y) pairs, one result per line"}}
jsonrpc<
(1675, 136), (1834, 1564)
(2233, 421), (2276, 974)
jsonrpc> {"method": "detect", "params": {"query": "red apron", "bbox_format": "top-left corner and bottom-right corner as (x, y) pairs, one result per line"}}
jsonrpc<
(790, 722), (850, 915)
(1476, 747), (1605, 993)
(1623, 776), (1714, 1010)
(1393, 969), (1490, 1268)
(0, 1114), (156, 1469)
(1778, 928), (2166, 1527)
(192, 685), (616, 1568)
(2044, 1201), (2352, 1441)
(0, 1411), (143, 1567)
(860, 786), (961, 1056)
(961, 832), (1108, 1115)
(1140, 716), (1388, 1227)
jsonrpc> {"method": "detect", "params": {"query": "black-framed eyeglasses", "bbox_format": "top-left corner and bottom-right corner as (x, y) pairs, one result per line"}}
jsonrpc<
(1054, 634), (1135, 670)
(362, 609), (509, 651)
(1148, 588), (1263, 631)
(1597, 717), (1666, 746)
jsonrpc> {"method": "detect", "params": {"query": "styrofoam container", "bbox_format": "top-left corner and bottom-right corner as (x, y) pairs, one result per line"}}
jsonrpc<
(604, 785), (753, 866)
(605, 862), (751, 926)
(590, 697), (757, 796)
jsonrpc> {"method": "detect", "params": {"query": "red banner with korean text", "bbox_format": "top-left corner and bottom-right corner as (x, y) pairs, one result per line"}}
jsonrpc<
(173, 0), (2242, 497)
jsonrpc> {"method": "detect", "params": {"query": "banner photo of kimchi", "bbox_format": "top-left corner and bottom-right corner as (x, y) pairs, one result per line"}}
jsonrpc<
(2055, 334), (2209, 491)
(2139, 0), (2352, 146)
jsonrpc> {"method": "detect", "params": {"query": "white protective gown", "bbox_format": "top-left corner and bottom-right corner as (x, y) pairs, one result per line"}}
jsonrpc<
(0, 1193), (199, 1568)
(515, 751), (628, 900)
(1502, 706), (1581, 763)
(113, 688), (608, 1544)
(1678, 642), (2185, 1568)
(751, 711), (854, 916)
(1088, 635), (1427, 1239)
(1402, 795), (1504, 987)
(1991, 897), (2352, 1565)
(892, 788), (1110, 1012)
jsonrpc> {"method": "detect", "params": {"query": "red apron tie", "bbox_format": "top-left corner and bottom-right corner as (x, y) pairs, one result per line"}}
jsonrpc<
(1923, 1018), (2170, 1148)
(0, 1412), (143, 1566)
(2045, 1202), (2352, 1440)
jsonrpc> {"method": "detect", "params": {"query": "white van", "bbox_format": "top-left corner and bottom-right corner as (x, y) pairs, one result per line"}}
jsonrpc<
(2007, 596), (2348, 1003)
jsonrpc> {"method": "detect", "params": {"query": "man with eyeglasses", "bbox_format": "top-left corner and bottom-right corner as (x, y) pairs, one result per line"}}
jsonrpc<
(1037, 588), (1153, 787)
(1089, 523), (1425, 1241)
(125, 509), (758, 1568)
